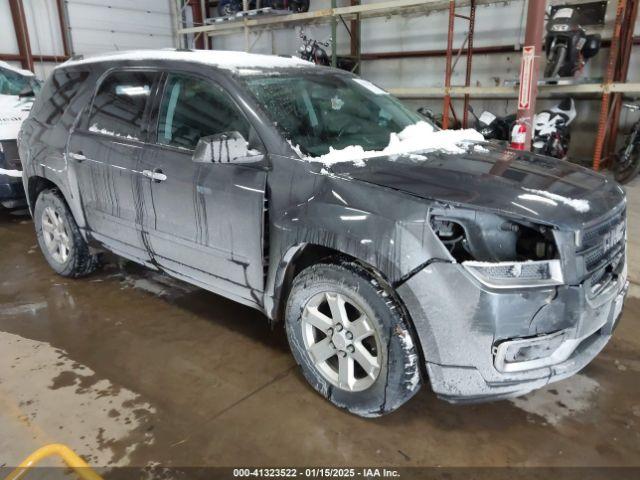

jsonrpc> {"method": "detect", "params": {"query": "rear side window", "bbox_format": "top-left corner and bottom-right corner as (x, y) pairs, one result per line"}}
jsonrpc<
(157, 73), (250, 150)
(88, 70), (156, 141)
(31, 70), (89, 126)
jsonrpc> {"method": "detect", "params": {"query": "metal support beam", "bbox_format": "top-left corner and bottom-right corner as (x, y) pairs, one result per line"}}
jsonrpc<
(604, 0), (639, 163)
(8, 0), (33, 71)
(331, 0), (338, 68)
(442, 0), (455, 130)
(350, 0), (361, 74)
(55, 0), (71, 56)
(462, 1), (476, 128)
(593, 0), (627, 170)
(515, 0), (545, 151)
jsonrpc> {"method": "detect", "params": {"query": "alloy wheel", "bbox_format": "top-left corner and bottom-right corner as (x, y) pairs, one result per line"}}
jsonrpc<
(41, 206), (71, 264)
(301, 291), (382, 392)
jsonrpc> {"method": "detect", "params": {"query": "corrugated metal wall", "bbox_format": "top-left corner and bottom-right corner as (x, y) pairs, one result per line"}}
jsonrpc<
(0, 0), (175, 78)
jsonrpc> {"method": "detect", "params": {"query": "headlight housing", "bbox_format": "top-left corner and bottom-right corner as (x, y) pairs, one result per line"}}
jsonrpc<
(430, 208), (563, 288)
(463, 259), (564, 289)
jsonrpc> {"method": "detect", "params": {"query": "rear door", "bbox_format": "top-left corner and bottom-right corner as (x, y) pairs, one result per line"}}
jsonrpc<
(139, 71), (268, 306)
(67, 69), (159, 262)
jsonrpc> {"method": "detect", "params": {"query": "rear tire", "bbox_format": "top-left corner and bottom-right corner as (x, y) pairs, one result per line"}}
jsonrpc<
(614, 148), (640, 184)
(545, 44), (567, 78)
(285, 261), (422, 417)
(34, 189), (99, 277)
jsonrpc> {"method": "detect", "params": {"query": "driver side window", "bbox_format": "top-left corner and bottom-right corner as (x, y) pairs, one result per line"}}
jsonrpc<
(157, 73), (250, 150)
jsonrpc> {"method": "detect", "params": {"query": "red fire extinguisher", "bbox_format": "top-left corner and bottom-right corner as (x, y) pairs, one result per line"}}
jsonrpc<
(510, 122), (527, 150)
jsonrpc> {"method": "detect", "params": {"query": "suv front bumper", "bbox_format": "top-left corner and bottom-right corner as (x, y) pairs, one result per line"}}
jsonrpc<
(397, 261), (627, 402)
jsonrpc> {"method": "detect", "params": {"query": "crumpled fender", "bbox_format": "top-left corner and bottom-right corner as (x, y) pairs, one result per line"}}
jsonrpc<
(263, 171), (453, 319)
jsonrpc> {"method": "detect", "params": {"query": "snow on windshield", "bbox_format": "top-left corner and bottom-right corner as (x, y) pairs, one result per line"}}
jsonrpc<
(296, 122), (485, 167)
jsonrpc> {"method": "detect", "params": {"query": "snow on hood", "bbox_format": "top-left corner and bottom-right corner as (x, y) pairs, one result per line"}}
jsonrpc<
(59, 49), (313, 73)
(300, 122), (485, 167)
(0, 60), (35, 77)
(520, 187), (590, 213)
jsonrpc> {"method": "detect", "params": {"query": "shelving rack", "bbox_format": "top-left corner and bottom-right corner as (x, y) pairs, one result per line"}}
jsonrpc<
(176, 0), (640, 170)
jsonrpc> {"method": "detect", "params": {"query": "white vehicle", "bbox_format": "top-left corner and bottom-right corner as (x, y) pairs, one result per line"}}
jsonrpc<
(0, 61), (39, 208)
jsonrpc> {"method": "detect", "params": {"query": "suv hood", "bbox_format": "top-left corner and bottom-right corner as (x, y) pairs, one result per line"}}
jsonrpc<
(327, 144), (625, 229)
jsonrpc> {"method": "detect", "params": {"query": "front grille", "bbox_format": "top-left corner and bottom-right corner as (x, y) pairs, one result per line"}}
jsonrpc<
(0, 140), (21, 170)
(577, 208), (626, 294)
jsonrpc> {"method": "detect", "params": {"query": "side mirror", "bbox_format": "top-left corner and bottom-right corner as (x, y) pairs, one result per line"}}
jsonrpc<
(417, 107), (434, 120)
(193, 131), (261, 164)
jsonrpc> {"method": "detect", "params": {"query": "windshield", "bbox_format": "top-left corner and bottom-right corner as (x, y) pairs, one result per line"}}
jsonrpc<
(0, 67), (40, 96)
(243, 73), (426, 157)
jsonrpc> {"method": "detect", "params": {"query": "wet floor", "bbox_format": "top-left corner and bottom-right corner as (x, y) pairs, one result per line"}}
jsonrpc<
(0, 208), (639, 472)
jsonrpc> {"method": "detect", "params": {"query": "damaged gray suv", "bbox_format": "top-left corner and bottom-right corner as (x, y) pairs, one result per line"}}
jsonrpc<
(19, 50), (628, 416)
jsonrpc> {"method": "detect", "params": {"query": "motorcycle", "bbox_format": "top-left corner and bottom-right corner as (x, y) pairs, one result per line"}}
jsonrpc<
(299, 31), (357, 72)
(532, 98), (576, 159)
(544, 6), (601, 78)
(614, 103), (640, 184)
(467, 105), (515, 141)
(217, 0), (309, 17)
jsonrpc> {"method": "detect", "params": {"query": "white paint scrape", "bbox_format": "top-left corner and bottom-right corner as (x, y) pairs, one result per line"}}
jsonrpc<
(522, 187), (590, 213)
(304, 122), (485, 167)
(510, 374), (600, 425)
(0, 168), (22, 178)
(0, 331), (155, 466)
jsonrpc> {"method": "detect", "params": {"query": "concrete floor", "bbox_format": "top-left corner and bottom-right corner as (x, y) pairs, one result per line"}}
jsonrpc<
(0, 178), (639, 472)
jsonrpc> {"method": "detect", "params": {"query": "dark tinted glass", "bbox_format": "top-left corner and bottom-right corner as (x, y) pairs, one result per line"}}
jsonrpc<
(31, 70), (89, 126)
(157, 73), (250, 150)
(88, 70), (156, 140)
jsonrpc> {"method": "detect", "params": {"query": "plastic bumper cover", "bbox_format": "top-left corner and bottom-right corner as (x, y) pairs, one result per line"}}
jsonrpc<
(396, 261), (628, 403)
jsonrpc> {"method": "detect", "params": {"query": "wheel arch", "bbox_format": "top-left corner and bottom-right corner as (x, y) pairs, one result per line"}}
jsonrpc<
(27, 175), (89, 241)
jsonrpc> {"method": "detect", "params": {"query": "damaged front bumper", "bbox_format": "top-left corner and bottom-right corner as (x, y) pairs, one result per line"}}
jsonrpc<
(397, 261), (628, 403)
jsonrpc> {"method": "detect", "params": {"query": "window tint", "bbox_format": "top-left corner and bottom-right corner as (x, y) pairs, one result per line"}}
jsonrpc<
(31, 70), (89, 126)
(88, 70), (156, 140)
(157, 74), (250, 150)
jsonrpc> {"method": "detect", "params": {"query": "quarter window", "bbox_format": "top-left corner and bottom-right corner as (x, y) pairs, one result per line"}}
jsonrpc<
(88, 70), (156, 140)
(31, 70), (89, 126)
(157, 74), (250, 150)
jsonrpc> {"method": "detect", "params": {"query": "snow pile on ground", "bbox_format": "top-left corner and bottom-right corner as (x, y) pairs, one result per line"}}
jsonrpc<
(522, 187), (590, 213)
(305, 122), (485, 167)
(61, 49), (312, 73)
(0, 168), (22, 178)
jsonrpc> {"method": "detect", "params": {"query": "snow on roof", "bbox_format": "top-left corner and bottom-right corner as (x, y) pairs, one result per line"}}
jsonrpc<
(0, 60), (35, 77)
(57, 49), (314, 72)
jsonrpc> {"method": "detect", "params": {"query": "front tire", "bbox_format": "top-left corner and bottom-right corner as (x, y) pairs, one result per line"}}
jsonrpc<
(285, 261), (422, 417)
(34, 189), (99, 277)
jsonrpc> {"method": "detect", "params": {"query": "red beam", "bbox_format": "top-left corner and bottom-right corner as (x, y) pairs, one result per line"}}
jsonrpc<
(9, 0), (33, 71)
(442, 0), (455, 130)
(0, 53), (68, 63)
(358, 37), (640, 61)
(515, 0), (545, 150)
(593, 0), (627, 171)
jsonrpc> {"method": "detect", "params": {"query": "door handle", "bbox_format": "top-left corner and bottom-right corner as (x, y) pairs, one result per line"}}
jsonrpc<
(69, 151), (86, 162)
(142, 169), (167, 183)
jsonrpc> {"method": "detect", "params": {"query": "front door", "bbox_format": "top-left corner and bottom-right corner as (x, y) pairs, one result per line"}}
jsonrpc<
(139, 72), (267, 306)
(68, 69), (158, 263)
